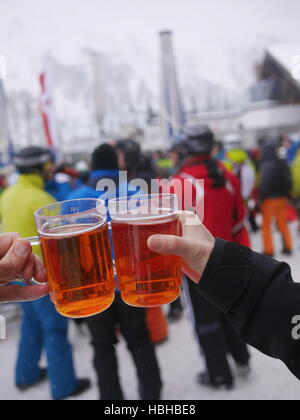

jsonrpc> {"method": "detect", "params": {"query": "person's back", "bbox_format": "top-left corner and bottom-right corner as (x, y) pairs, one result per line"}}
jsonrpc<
(225, 150), (256, 201)
(175, 157), (238, 241)
(259, 144), (293, 257)
(260, 145), (291, 201)
(79, 143), (162, 400)
(1, 174), (54, 245)
(173, 126), (250, 390)
(68, 144), (120, 203)
(67, 183), (100, 200)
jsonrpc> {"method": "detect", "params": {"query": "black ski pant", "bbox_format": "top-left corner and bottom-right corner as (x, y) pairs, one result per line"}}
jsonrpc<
(186, 279), (250, 382)
(86, 292), (162, 400)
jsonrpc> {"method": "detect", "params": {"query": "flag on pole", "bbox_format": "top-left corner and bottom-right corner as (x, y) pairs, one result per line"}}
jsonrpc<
(39, 70), (59, 150)
(0, 79), (14, 166)
(160, 30), (185, 145)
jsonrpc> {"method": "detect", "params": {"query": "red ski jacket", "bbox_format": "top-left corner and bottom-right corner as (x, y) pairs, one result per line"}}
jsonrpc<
(172, 156), (250, 246)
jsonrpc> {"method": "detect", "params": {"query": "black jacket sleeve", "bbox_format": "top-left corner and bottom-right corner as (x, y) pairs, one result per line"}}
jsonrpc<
(195, 239), (300, 380)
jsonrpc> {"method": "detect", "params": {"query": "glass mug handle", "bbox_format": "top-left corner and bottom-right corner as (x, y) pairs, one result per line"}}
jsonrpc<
(108, 223), (117, 278)
(26, 236), (40, 247)
(17, 236), (44, 286)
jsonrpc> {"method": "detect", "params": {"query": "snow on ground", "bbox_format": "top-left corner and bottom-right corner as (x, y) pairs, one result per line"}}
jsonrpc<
(1, 225), (300, 400)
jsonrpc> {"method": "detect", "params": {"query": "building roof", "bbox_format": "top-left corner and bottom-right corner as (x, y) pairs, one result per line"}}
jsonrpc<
(265, 44), (300, 90)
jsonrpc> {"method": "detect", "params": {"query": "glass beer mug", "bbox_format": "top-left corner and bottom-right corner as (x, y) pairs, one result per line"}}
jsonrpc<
(108, 194), (183, 307)
(28, 199), (116, 318)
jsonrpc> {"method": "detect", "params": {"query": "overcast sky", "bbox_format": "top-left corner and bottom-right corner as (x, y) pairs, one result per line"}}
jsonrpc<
(1, 0), (300, 93)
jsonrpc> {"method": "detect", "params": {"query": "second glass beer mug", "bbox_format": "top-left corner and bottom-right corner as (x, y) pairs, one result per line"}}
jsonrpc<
(109, 194), (183, 307)
(30, 199), (115, 318)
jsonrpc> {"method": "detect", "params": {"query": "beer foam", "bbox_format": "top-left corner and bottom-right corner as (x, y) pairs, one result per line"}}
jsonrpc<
(40, 221), (106, 238)
(111, 209), (176, 225)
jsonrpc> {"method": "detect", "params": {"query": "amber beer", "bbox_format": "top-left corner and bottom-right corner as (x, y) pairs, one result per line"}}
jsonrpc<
(34, 199), (115, 318)
(110, 194), (182, 307)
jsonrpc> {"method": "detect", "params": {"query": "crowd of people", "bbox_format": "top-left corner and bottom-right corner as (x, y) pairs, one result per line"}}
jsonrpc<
(1, 125), (300, 400)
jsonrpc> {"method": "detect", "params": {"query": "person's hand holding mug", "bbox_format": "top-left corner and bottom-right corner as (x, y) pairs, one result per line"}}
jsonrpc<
(0, 233), (49, 303)
(147, 211), (215, 284)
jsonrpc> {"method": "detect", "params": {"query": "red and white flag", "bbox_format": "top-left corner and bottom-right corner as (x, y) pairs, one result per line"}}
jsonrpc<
(39, 71), (59, 150)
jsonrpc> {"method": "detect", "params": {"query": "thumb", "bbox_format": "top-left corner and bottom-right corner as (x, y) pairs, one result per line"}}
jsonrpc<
(0, 239), (32, 282)
(148, 235), (196, 260)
